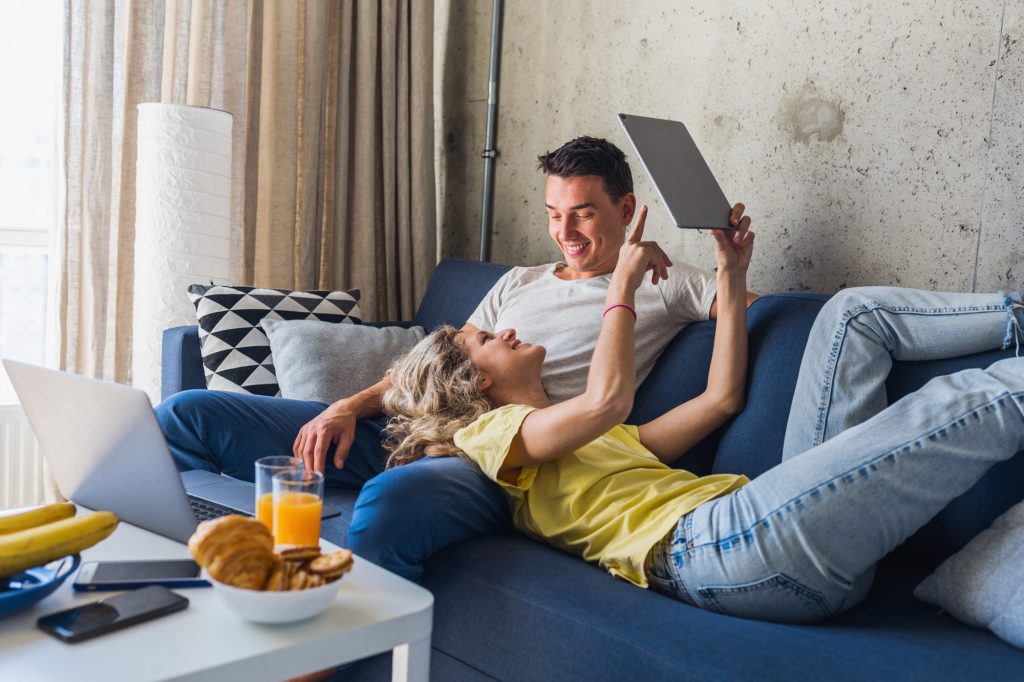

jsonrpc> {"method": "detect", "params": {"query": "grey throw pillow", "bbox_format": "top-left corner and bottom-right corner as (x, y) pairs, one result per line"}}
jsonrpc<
(913, 499), (1024, 649)
(261, 319), (425, 404)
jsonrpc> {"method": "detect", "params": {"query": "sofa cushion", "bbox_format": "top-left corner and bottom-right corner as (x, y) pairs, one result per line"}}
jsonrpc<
(632, 293), (830, 477)
(412, 259), (509, 330)
(261, 319), (425, 404)
(422, 532), (1024, 681)
(712, 293), (830, 477)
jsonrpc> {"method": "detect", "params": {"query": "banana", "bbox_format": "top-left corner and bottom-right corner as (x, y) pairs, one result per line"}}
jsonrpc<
(0, 502), (76, 535)
(0, 510), (119, 578)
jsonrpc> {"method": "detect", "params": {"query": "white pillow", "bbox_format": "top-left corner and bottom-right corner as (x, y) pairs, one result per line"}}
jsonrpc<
(914, 499), (1024, 649)
(261, 319), (425, 404)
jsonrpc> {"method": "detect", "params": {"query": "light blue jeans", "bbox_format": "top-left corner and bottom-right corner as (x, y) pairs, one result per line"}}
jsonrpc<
(646, 287), (1024, 623)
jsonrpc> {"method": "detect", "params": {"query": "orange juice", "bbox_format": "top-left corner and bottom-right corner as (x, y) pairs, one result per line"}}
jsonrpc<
(256, 492), (274, 529)
(273, 492), (322, 546)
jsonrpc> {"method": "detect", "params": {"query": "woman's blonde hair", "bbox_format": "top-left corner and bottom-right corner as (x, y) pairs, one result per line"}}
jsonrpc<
(381, 325), (493, 468)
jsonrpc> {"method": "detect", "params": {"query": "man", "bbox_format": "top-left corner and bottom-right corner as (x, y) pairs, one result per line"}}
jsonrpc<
(157, 136), (755, 581)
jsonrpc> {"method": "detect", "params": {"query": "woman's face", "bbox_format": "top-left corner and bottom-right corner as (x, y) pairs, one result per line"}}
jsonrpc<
(458, 328), (545, 389)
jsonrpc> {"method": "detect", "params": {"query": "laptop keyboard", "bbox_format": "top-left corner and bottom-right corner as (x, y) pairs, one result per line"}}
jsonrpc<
(188, 495), (247, 522)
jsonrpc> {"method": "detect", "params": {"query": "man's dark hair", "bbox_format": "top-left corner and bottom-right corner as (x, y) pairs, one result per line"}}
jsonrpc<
(537, 136), (633, 203)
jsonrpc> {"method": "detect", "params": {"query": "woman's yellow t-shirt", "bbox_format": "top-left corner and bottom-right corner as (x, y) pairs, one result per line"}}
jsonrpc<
(453, 404), (749, 588)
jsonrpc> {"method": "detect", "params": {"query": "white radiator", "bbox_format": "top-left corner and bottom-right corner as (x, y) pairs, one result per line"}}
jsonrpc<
(0, 404), (46, 508)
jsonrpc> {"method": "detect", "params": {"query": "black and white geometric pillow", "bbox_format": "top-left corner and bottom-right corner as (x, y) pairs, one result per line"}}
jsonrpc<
(187, 284), (361, 396)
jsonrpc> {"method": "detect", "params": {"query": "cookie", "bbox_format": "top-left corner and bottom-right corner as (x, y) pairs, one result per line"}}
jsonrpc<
(307, 549), (354, 578)
(288, 568), (310, 591)
(278, 545), (322, 563)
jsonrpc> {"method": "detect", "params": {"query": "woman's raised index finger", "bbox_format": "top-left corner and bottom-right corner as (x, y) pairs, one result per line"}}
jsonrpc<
(628, 205), (649, 242)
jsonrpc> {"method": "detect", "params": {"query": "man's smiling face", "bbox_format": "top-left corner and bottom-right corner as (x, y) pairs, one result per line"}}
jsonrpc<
(545, 174), (635, 280)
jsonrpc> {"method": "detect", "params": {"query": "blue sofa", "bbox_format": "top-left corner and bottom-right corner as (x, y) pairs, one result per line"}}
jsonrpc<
(163, 259), (1024, 680)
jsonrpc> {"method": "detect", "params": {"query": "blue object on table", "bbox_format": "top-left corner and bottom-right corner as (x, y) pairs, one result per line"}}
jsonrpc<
(0, 554), (80, 618)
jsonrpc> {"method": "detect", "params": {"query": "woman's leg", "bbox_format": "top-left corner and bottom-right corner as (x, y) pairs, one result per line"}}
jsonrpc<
(649, 357), (1024, 623)
(782, 287), (1023, 460)
(156, 389), (389, 487)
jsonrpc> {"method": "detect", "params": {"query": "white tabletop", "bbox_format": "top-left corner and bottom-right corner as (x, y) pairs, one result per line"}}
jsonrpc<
(0, 509), (434, 681)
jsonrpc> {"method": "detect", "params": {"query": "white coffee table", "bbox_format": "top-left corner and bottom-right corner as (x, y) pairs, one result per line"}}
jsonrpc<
(0, 510), (434, 681)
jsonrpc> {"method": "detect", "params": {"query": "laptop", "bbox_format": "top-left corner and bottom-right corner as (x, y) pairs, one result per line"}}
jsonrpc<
(3, 359), (338, 544)
(617, 113), (735, 230)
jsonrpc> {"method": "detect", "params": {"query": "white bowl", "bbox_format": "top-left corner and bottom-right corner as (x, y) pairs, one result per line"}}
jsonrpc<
(208, 574), (344, 624)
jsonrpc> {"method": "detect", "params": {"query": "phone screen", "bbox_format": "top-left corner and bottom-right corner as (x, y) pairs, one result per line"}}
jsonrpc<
(74, 560), (209, 592)
(37, 585), (189, 643)
(91, 560), (200, 582)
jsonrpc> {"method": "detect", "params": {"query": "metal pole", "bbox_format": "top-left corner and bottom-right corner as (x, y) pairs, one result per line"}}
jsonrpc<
(479, 0), (503, 262)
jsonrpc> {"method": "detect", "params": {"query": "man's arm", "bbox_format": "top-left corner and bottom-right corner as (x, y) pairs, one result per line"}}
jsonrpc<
(294, 323), (479, 473)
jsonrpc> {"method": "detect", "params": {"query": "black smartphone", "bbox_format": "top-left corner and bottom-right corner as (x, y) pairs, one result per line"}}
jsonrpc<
(73, 559), (210, 591)
(37, 585), (189, 643)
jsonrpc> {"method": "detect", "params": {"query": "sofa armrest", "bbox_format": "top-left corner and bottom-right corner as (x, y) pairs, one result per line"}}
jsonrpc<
(161, 325), (205, 400)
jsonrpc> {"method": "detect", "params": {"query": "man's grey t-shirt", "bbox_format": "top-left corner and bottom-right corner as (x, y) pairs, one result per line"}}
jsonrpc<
(466, 262), (717, 404)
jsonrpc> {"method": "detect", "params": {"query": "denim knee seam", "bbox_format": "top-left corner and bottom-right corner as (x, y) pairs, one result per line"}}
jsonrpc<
(815, 301), (1016, 447)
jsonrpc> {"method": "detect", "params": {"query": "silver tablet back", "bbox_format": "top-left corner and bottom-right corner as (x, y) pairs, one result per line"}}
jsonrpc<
(617, 113), (733, 230)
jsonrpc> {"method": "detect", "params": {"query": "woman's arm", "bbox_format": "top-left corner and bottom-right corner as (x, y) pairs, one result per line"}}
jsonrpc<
(502, 207), (671, 472)
(637, 227), (755, 465)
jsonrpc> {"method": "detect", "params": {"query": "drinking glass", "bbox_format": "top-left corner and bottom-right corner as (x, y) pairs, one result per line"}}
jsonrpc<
(255, 456), (302, 531)
(272, 470), (324, 547)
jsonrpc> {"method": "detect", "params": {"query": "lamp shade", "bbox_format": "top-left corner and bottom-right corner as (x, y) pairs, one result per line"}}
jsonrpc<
(132, 103), (233, 402)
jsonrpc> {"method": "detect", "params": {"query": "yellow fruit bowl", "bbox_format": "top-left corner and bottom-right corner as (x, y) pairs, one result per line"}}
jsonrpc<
(206, 572), (344, 624)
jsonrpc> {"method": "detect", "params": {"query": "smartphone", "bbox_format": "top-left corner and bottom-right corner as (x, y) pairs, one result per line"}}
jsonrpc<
(37, 585), (189, 643)
(73, 559), (210, 591)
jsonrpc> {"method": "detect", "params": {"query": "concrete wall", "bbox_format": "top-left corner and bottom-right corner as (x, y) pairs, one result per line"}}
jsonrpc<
(434, 1), (1023, 295)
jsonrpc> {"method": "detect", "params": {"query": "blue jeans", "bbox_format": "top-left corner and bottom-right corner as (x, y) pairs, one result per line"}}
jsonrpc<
(646, 287), (1024, 623)
(155, 389), (510, 581)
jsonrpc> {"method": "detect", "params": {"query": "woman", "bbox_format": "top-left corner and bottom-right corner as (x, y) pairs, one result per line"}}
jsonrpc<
(381, 218), (1024, 623)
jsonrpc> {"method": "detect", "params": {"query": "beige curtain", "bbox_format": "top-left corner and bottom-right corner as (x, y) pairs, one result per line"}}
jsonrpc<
(57, 0), (436, 384)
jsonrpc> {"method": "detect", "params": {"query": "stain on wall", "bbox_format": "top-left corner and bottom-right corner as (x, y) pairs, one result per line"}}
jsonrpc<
(783, 83), (845, 143)
(434, 1), (1023, 295)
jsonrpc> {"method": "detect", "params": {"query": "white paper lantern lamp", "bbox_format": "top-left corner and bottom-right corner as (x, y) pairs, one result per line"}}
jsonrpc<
(132, 103), (233, 402)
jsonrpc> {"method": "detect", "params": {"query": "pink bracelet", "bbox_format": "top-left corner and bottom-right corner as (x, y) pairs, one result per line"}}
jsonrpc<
(602, 302), (637, 321)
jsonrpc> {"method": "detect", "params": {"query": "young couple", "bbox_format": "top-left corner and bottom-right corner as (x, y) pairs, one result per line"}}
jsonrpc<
(380, 193), (1024, 624)
(161, 135), (1024, 622)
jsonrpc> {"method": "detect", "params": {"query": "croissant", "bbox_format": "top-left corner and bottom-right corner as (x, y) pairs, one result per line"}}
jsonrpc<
(188, 515), (275, 589)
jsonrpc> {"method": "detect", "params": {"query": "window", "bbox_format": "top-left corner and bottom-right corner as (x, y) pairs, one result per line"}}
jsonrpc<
(0, 1), (62, 403)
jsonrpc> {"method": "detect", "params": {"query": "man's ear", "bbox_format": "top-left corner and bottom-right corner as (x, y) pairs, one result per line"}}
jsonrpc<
(620, 192), (637, 225)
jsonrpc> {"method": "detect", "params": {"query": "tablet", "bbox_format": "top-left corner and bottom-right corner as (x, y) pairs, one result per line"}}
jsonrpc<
(617, 113), (734, 230)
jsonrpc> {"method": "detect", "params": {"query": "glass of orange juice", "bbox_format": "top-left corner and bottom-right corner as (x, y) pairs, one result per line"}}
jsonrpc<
(272, 470), (324, 547)
(255, 456), (302, 531)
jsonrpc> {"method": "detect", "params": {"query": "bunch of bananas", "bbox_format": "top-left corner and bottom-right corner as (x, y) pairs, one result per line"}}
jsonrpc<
(0, 502), (119, 580)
